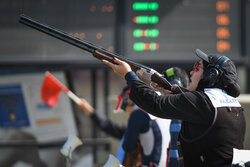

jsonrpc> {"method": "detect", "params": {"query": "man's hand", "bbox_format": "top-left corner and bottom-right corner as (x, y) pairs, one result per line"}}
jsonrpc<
(160, 87), (173, 95)
(159, 84), (180, 95)
(102, 57), (132, 78)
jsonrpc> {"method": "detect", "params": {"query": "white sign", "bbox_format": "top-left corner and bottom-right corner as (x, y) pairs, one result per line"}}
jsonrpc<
(0, 71), (78, 143)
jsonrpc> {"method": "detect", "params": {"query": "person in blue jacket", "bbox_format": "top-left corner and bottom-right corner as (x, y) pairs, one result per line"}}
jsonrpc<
(78, 86), (171, 166)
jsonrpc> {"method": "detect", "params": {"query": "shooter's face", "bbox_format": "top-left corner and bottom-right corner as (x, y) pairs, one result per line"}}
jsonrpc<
(189, 61), (204, 91)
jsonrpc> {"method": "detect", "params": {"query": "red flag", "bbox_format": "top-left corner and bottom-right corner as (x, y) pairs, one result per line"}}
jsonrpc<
(114, 94), (122, 113)
(41, 72), (69, 106)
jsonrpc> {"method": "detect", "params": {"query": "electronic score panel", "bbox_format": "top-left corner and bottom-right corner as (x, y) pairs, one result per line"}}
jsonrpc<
(0, 0), (115, 64)
(124, 0), (242, 62)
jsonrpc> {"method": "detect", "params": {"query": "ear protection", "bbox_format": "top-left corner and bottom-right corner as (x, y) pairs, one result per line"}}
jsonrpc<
(202, 55), (229, 87)
(165, 68), (182, 87)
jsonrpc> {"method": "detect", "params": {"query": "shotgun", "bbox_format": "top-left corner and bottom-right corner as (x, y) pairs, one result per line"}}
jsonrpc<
(19, 14), (188, 93)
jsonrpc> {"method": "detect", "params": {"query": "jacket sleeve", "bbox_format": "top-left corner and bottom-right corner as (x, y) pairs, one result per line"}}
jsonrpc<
(129, 80), (214, 124)
(90, 111), (127, 139)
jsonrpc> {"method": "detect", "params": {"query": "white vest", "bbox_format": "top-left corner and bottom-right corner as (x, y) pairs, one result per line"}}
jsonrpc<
(204, 88), (241, 108)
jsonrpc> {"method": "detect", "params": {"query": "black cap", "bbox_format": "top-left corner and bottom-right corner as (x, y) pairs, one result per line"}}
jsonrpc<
(195, 49), (210, 62)
(195, 48), (240, 97)
(120, 86), (131, 97)
(195, 49), (230, 68)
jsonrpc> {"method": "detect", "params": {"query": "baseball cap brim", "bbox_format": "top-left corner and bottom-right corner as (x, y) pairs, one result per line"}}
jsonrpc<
(195, 48), (209, 63)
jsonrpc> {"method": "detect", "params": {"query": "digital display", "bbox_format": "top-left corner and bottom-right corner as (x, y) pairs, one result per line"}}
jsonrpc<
(0, 0), (115, 63)
(123, 0), (242, 62)
(0, 0), (243, 64)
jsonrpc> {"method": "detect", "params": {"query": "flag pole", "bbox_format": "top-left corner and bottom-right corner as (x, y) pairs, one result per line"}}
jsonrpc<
(66, 91), (81, 105)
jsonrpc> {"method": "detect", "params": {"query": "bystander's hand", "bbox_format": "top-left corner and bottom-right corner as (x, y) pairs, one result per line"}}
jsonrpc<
(78, 98), (94, 115)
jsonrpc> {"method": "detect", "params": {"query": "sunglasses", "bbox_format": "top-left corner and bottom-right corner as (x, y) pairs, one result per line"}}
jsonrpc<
(193, 61), (201, 72)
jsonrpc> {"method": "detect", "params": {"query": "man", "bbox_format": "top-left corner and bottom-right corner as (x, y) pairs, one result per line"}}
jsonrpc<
(102, 48), (246, 167)
(78, 86), (171, 166)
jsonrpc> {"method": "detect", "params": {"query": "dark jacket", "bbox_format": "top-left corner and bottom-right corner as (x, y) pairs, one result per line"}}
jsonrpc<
(90, 110), (126, 139)
(128, 79), (246, 167)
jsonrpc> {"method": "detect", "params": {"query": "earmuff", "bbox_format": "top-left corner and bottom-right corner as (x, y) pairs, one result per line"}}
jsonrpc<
(202, 55), (229, 87)
(165, 68), (183, 87)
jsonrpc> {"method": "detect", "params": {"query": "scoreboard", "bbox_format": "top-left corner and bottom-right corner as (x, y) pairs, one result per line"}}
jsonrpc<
(0, 0), (115, 63)
(123, 0), (242, 62)
(0, 0), (244, 64)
